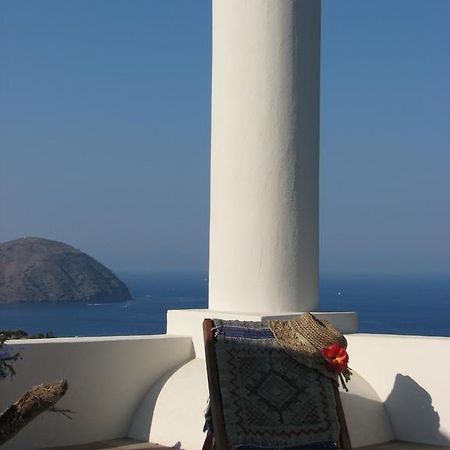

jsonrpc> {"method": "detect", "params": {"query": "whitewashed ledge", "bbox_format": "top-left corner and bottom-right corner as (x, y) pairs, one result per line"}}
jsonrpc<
(1, 333), (450, 450)
(0, 335), (194, 450)
(128, 333), (450, 449)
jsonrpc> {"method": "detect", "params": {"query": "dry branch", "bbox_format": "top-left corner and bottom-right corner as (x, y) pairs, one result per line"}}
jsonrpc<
(0, 379), (69, 445)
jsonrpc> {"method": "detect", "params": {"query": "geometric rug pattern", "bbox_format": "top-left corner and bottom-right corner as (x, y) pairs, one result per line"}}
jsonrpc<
(214, 319), (340, 449)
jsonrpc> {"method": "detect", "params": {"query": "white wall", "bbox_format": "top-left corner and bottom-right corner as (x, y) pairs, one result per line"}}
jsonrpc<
(129, 332), (450, 449)
(130, 357), (394, 450)
(2, 333), (448, 449)
(129, 358), (209, 450)
(0, 335), (194, 450)
(347, 334), (450, 447)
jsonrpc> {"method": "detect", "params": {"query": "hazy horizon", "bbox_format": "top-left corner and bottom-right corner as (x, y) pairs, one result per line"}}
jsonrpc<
(1, 0), (449, 276)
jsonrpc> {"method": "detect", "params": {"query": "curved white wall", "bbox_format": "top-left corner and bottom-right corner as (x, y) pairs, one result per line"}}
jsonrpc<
(129, 333), (450, 449)
(208, 0), (321, 313)
(1, 334), (449, 449)
(0, 336), (194, 450)
(129, 358), (209, 449)
(129, 358), (393, 450)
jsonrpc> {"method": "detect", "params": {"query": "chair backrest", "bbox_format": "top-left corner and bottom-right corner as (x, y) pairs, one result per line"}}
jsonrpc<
(202, 318), (352, 450)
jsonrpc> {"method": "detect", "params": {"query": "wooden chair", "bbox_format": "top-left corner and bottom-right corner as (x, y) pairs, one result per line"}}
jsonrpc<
(202, 318), (352, 450)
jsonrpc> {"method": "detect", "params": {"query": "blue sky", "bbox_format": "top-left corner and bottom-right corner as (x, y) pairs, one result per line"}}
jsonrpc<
(1, 0), (449, 275)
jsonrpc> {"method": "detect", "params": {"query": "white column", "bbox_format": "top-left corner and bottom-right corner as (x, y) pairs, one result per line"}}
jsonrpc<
(208, 0), (321, 313)
(153, 4), (355, 446)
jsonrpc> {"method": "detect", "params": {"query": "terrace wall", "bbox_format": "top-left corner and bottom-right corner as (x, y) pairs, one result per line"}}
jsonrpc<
(0, 335), (194, 450)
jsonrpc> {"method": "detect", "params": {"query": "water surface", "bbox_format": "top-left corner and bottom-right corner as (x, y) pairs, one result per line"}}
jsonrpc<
(0, 273), (448, 337)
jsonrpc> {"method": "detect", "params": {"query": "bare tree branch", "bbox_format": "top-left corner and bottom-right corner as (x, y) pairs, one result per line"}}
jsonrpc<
(0, 379), (69, 445)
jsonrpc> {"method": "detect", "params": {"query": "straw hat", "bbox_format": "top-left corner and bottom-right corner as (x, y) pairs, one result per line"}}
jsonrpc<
(269, 313), (349, 382)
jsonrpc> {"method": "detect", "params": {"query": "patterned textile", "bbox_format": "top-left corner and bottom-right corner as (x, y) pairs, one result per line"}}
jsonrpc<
(213, 319), (340, 450)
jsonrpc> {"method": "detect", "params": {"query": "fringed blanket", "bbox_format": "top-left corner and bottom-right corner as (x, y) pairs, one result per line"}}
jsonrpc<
(212, 319), (340, 450)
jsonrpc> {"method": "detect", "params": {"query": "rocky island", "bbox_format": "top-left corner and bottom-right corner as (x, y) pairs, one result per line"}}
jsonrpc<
(0, 237), (132, 303)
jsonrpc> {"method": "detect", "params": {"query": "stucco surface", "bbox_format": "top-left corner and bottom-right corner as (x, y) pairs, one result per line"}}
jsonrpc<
(129, 333), (450, 449)
(347, 334), (450, 447)
(208, 0), (321, 313)
(2, 334), (448, 449)
(0, 336), (194, 450)
(129, 358), (208, 450)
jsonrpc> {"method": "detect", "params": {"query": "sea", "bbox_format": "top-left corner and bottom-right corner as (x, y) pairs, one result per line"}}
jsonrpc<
(0, 273), (449, 338)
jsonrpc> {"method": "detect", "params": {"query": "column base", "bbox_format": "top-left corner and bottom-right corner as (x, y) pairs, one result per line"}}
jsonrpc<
(167, 309), (358, 357)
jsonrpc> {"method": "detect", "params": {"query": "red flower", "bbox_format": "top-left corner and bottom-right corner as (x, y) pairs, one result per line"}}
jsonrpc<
(321, 343), (349, 373)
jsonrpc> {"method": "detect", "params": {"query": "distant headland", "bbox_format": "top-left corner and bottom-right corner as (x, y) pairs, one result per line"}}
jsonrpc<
(0, 237), (132, 304)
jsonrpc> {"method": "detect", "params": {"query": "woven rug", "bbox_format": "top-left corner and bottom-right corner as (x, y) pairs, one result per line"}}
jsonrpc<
(213, 319), (340, 450)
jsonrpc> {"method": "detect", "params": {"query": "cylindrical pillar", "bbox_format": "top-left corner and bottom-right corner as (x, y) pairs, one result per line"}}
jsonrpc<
(208, 0), (321, 313)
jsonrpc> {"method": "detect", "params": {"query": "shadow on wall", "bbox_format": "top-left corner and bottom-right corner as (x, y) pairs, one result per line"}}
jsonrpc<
(384, 374), (450, 446)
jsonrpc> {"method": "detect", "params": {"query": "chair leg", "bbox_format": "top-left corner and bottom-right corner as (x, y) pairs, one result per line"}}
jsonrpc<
(334, 385), (352, 449)
(202, 433), (214, 450)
